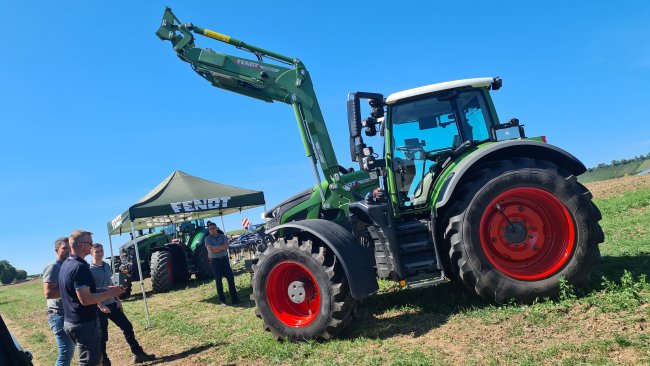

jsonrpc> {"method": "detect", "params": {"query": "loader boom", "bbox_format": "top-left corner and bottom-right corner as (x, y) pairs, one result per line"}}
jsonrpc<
(156, 8), (343, 202)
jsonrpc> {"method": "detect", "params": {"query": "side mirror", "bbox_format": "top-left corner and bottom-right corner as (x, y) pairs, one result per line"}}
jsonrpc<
(347, 93), (362, 139)
(347, 92), (384, 162)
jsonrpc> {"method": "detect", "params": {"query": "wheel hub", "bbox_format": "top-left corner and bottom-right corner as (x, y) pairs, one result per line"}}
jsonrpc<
(503, 221), (528, 244)
(480, 187), (575, 280)
(288, 280), (307, 304)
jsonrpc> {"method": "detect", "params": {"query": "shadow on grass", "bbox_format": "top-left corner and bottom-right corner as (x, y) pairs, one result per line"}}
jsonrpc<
(198, 293), (256, 309)
(147, 341), (223, 365)
(591, 254), (650, 284)
(120, 278), (214, 303)
(346, 280), (485, 340)
(344, 253), (650, 340)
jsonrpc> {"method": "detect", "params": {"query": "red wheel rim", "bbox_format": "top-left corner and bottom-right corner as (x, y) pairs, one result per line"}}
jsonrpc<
(479, 187), (575, 280)
(266, 261), (320, 327)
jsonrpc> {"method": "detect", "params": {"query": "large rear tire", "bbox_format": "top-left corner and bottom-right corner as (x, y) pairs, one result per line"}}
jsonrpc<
(150, 251), (174, 293)
(194, 247), (212, 280)
(444, 158), (603, 303)
(251, 236), (357, 341)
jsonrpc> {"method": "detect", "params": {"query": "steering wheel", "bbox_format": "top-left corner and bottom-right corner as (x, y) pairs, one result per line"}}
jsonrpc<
(423, 147), (453, 160)
(396, 145), (424, 160)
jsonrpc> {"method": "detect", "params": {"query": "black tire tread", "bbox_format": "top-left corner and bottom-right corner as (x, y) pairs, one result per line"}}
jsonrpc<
(251, 236), (357, 341)
(444, 158), (603, 303)
(150, 251), (174, 293)
(194, 246), (212, 280)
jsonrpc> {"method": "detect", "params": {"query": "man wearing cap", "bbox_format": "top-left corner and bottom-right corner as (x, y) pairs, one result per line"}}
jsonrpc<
(205, 222), (240, 305)
(58, 230), (125, 366)
(42, 236), (74, 366)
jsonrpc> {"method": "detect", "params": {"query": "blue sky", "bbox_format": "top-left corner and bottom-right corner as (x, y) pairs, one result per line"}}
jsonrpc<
(1, 1), (648, 275)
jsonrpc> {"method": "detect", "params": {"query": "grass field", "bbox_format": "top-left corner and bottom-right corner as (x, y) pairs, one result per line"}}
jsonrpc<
(578, 158), (650, 183)
(2, 175), (649, 365)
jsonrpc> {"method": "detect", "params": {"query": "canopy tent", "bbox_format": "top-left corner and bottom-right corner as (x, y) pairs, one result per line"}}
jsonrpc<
(106, 170), (265, 327)
(108, 170), (265, 235)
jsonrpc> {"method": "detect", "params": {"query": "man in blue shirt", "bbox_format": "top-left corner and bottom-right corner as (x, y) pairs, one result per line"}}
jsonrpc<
(42, 237), (74, 366)
(205, 222), (240, 305)
(58, 230), (125, 366)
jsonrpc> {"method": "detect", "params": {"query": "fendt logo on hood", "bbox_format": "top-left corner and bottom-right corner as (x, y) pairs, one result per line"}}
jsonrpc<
(170, 197), (231, 213)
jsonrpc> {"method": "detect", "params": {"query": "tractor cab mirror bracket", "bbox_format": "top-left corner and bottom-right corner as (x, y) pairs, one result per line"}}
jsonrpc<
(490, 118), (526, 142)
(347, 91), (384, 164)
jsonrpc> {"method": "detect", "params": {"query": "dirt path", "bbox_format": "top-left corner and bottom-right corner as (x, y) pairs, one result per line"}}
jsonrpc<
(584, 174), (650, 199)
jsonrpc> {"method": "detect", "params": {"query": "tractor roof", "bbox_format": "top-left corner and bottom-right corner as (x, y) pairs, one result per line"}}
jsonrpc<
(385, 77), (494, 104)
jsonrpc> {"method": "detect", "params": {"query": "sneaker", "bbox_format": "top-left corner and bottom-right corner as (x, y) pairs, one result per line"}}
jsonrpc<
(133, 351), (155, 363)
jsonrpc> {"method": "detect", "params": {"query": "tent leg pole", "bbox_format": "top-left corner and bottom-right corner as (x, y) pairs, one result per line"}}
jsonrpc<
(220, 215), (231, 264)
(131, 221), (152, 329)
(108, 235), (115, 273)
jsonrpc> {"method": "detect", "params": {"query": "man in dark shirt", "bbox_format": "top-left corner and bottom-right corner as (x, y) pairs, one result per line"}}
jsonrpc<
(58, 230), (125, 366)
(205, 222), (240, 305)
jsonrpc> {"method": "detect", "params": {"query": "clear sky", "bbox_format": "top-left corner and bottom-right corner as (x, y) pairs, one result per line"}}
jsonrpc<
(1, 1), (649, 275)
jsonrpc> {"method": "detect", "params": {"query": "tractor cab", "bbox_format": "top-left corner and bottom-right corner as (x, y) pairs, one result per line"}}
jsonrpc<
(386, 79), (499, 210)
(349, 77), (507, 212)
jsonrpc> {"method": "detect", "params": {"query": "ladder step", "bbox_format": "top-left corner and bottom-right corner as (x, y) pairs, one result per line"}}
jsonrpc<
(402, 259), (436, 271)
(406, 274), (446, 289)
(399, 240), (431, 253)
(396, 221), (428, 235)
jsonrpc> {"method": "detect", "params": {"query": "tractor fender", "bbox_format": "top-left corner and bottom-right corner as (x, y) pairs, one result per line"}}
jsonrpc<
(435, 140), (586, 210)
(268, 219), (379, 300)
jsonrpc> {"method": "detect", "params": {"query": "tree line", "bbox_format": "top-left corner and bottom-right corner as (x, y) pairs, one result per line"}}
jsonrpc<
(0, 260), (28, 284)
(587, 151), (650, 172)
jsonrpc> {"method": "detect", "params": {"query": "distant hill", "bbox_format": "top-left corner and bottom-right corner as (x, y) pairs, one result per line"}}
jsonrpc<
(579, 154), (650, 183)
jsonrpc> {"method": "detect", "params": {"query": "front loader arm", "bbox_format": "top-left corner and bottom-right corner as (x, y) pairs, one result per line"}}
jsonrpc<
(156, 8), (341, 194)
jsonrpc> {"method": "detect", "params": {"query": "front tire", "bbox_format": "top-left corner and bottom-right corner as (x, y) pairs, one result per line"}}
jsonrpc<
(251, 236), (357, 341)
(150, 251), (174, 293)
(444, 158), (603, 303)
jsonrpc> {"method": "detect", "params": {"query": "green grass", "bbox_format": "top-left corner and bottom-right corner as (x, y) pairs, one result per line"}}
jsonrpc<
(638, 159), (650, 173)
(579, 158), (650, 183)
(2, 184), (650, 365)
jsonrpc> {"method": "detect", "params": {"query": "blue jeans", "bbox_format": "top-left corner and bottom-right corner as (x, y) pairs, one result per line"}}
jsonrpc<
(47, 312), (74, 366)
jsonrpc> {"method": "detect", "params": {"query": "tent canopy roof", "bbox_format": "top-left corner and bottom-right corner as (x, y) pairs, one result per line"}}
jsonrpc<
(108, 170), (265, 235)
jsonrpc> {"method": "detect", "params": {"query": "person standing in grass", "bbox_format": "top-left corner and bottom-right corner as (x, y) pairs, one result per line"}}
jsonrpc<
(58, 230), (125, 366)
(205, 222), (240, 305)
(89, 243), (155, 365)
(42, 237), (74, 366)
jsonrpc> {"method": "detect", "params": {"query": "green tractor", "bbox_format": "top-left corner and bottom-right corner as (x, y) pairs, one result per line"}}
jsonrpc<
(157, 8), (603, 341)
(114, 220), (212, 297)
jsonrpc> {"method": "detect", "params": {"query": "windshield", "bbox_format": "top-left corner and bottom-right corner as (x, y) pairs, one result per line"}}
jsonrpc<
(389, 89), (493, 209)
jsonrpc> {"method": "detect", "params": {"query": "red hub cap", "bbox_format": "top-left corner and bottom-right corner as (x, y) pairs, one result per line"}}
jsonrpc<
(266, 262), (320, 327)
(479, 187), (575, 280)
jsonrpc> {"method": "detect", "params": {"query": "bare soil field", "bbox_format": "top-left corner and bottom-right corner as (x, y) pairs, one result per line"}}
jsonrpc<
(585, 173), (650, 198)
